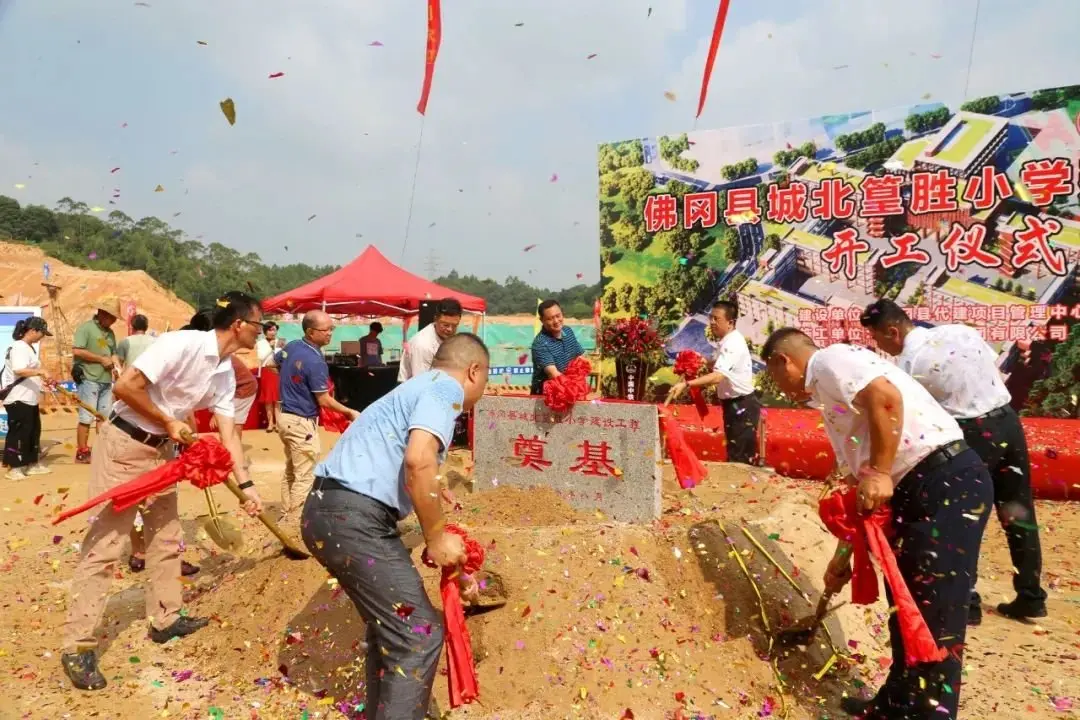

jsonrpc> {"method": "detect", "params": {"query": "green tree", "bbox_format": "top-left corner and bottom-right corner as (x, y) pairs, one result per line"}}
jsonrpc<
(1026, 323), (1080, 418)
(620, 168), (657, 215)
(602, 286), (620, 313)
(960, 96), (1002, 114)
(611, 219), (649, 252)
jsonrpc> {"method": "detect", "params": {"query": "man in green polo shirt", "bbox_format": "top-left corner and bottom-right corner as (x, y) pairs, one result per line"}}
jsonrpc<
(72, 299), (121, 463)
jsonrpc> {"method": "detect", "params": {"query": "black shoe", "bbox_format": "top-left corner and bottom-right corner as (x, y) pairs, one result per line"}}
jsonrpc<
(61, 651), (107, 691)
(996, 599), (1048, 621)
(840, 696), (874, 716)
(968, 605), (983, 626)
(150, 616), (210, 644)
(129, 557), (200, 576)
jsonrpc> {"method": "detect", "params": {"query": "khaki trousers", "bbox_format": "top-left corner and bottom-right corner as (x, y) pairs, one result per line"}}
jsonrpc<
(278, 412), (320, 519)
(62, 423), (179, 653)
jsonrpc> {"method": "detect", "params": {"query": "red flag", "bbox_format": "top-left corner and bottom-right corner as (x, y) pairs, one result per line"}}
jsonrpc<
(417, 0), (442, 115)
(696, 0), (732, 119)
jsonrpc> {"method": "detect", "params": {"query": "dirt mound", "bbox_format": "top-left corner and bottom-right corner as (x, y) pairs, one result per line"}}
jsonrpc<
(5, 422), (1078, 720)
(0, 241), (195, 374)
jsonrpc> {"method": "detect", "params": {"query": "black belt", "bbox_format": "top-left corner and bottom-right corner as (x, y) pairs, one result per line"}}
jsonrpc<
(909, 439), (969, 476)
(109, 414), (171, 449)
(958, 404), (1009, 424)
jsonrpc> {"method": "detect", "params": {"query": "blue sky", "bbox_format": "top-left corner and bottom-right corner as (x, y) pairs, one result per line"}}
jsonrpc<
(2, 0), (1079, 289)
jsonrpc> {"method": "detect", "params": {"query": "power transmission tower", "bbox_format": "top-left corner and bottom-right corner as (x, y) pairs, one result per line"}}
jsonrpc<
(424, 249), (441, 279)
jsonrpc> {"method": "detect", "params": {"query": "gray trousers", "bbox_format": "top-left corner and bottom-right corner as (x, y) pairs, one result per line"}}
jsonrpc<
(301, 477), (444, 720)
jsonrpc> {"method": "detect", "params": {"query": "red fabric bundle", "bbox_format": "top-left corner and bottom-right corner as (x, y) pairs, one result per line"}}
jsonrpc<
(422, 524), (485, 708)
(673, 350), (710, 418)
(53, 438), (234, 525)
(542, 356), (592, 412)
(658, 409), (707, 489)
(319, 379), (352, 434)
(818, 489), (948, 666)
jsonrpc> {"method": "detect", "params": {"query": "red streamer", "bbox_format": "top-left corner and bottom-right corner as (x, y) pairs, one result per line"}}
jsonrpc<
(422, 524), (485, 708)
(53, 438), (234, 525)
(319, 379), (352, 434)
(818, 489), (949, 666)
(696, 0), (732, 118)
(542, 356), (592, 412)
(673, 350), (710, 418)
(417, 0), (442, 115)
(659, 409), (707, 489)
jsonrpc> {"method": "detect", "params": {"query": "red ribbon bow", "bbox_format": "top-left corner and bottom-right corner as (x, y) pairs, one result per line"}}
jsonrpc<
(818, 488), (948, 666)
(319, 379), (352, 434)
(422, 523), (485, 708)
(542, 356), (592, 413)
(673, 350), (710, 419)
(53, 438), (234, 525)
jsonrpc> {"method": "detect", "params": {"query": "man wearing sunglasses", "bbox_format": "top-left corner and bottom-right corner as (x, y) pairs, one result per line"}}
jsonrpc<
(273, 310), (359, 525)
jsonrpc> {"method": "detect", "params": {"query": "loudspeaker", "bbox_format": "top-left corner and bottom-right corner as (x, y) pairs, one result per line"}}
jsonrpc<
(418, 300), (437, 331)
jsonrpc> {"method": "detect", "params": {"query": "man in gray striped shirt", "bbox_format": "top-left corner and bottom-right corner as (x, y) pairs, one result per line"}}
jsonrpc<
(530, 300), (585, 395)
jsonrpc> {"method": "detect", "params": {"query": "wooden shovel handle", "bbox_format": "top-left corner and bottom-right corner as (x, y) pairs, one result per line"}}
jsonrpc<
(219, 477), (309, 557)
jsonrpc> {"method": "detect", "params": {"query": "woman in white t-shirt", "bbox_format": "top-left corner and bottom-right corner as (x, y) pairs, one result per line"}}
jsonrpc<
(1, 317), (53, 480)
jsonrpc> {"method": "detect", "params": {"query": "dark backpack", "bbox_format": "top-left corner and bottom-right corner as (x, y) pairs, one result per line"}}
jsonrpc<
(0, 348), (28, 403)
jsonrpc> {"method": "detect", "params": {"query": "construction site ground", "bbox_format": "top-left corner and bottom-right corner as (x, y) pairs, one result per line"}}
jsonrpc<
(1, 414), (1078, 719)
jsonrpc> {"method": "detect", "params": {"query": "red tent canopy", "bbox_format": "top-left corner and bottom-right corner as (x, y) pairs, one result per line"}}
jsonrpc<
(262, 245), (486, 316)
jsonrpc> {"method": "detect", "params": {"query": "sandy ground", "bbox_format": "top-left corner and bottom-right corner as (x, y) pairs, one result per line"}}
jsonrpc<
(0, 412), (1078, 720)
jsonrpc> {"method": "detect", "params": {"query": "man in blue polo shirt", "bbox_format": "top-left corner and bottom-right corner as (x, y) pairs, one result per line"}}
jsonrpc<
(301, 333), (490, 720)
(274, 310), (358, 524)
(530, 299), (585, 395)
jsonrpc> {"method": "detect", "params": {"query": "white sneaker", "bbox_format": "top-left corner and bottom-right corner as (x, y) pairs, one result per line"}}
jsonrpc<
(5, 468), (28, 481)
(25, 464), (51, 476)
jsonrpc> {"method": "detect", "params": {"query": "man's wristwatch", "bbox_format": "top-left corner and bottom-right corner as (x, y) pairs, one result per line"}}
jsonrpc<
(238, 480), (255, 490)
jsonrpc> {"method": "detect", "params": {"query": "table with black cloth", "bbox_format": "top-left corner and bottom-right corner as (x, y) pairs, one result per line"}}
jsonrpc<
(328, 363), (400, 414)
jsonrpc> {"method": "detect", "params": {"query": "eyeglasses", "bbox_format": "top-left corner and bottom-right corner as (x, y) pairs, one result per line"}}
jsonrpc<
(241, 319), (264, 333)
(313, 326), (334, 333)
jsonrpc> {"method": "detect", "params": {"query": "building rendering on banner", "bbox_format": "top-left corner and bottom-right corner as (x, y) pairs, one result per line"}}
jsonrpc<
(599, 85), (1080, 385)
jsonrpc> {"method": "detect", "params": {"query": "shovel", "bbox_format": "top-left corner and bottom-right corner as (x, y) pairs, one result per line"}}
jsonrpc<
(199, 487), (245, 552)
(218, 475), (310, 559)
(774, 590), (841, 648)
(178, 429), (310, 560)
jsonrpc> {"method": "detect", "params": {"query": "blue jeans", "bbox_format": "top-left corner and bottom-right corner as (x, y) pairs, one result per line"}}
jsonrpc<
(76, 381), (112, 425)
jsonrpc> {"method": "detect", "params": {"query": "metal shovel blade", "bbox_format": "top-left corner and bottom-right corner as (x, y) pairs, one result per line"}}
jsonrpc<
(774, 591), (834, 648)
(200, 513), (246, 552)
(200, 488), (245, 552)
(469, 569), (509, 610)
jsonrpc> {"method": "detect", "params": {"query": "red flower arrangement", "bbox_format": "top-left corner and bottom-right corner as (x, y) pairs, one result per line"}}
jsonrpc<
(542, 356), (592, 412)
(673, 350), (710, 418)
(598, 318), (665, 363)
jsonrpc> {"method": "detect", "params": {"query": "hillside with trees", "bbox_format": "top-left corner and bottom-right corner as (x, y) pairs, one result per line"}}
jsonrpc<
(433, 271), (601, 318)
(0, 194), (598, 317)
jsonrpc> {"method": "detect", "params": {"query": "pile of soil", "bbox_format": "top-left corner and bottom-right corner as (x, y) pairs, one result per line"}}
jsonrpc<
(2, 420), (1078, 719)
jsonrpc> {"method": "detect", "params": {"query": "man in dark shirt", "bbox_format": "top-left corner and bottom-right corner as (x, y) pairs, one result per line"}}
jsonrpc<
(530, 299), (585, 395)
(274, 310), (359, 524)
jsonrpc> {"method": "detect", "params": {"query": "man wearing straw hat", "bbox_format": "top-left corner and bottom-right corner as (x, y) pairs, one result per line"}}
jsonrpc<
(71, 298), (122, 464)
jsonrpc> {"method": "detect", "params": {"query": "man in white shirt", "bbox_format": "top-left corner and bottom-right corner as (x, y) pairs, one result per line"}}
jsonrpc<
(762, 328), (991, 719)
(667, 300), (760, 463)
(60, 293), (265, 693)
(397, 298), (462, 382)
(860, 299), (1047, 624)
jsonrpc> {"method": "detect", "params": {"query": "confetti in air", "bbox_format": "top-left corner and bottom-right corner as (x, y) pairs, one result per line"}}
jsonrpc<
(219, 97), (236, 126)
